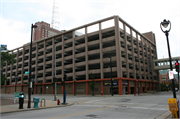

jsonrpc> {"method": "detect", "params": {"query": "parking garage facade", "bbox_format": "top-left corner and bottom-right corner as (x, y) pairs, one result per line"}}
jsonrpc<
(2, 16), (159, 95)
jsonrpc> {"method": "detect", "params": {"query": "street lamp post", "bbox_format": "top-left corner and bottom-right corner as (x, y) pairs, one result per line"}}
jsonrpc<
(27, 24), (37, 109)
(160, 19), (176, 98)
(109, 57), (113, 96)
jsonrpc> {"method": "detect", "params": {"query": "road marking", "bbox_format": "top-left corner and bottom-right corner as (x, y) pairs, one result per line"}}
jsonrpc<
(85, 97), (114, 103)
(49, 106), (112, 119)
(72, 105), (168, 111)
(130, 106), (168, 110)
(87, 101), (168, 106)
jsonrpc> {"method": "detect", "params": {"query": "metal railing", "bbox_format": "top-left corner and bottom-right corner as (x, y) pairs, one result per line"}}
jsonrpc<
(40, 98), (45, 107)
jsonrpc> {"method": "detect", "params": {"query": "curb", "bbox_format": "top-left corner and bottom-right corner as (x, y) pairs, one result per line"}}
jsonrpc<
(155, 111), (171, 119)
(1, 103), (74, 114)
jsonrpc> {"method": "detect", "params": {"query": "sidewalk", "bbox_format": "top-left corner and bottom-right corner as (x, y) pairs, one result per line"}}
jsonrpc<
(1, 98), (73, 114)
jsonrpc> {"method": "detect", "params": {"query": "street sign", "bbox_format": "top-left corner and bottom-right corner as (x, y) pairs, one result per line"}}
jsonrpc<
(32, 78), (34, 82)
(104, 82), (118, 86)
(166, 84), (168, 87)
(25, 71), (29, 74)
(1, 44), (7, 51)
(169, 71), (174, 80)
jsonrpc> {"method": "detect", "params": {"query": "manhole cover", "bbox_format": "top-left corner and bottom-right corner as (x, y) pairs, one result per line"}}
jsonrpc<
(121, 99), (131, 102)
(86, 114), (98, 118)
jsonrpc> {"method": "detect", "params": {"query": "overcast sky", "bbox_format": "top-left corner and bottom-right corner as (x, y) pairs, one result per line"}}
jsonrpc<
(0, 0), (180, 60)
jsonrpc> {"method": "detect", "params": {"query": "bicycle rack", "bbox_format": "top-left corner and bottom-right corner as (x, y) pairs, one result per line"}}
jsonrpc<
(40, 98), (45, 107)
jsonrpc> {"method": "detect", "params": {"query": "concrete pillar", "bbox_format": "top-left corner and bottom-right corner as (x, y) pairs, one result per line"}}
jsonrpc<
(99, 22), (104, 79)
(85, 27), (89, 80)
(140, 82), (143, 93)
(101, 81), (104, 95)
(118, 79), (122, 95)
(145, 82), (147, 92)
(114, 16), (121, 77)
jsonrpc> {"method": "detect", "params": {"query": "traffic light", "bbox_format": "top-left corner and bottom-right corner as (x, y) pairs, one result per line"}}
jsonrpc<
(175, 61), (179, 72)
(136, 79), (139, 82)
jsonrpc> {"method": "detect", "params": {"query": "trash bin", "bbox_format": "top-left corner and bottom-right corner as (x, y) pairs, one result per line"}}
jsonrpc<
(33, 97), (39, 108)
(19, 93), (24, 109)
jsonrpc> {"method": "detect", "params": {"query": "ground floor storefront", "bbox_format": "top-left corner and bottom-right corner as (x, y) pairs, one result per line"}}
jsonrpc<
(1, 77), (159, 95)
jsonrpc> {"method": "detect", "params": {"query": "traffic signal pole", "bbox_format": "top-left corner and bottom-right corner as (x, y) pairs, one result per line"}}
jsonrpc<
(165, 31), (176, 98)
(63, 72), (66, 104)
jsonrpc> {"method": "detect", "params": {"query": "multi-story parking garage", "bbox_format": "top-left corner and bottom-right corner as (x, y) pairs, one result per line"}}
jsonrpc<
(2, 15), (159, 95)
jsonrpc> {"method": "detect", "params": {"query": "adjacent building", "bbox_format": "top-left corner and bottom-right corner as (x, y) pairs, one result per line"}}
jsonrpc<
(159, 70), (179, 84)
(33, 21), (65, 41)
(2, 16), (159, 95)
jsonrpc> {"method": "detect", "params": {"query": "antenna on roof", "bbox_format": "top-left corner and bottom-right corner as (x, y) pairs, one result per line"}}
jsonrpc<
(51, 0), (60, 30)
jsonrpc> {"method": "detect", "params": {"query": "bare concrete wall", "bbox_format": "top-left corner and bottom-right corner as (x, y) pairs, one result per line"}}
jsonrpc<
(130, 81), (134, 87)
(37, 85), (42, 94)
(17, 86), (21, 92)
(103, 81), (111, 95)
(57, 84), (62, 94)
(65, 83), (73, 94)
(23, 86), (27, 94)
(10, 86), (15, 94)
(75, 82), (86, 94)
(45, 84), (52, 94)
(88, 81), (101, 95)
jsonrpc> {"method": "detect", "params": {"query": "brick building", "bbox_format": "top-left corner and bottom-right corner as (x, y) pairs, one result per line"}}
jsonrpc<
(33, 21), (65, 41)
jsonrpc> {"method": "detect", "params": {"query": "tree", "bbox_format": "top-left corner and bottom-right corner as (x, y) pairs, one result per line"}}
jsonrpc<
(89, 73), (95, 96)
(1, 47), (16, 87)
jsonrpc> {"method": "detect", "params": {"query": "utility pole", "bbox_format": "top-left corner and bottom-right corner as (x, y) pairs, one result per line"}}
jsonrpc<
(54, 45), (57, 101)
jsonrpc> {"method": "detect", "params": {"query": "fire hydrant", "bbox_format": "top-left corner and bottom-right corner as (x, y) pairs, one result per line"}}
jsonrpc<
(57, 99), (60, 105)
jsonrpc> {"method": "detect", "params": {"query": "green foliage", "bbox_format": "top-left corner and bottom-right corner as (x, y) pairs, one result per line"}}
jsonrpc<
(1, 47), (16, 87)
(89, 73), (95, 96)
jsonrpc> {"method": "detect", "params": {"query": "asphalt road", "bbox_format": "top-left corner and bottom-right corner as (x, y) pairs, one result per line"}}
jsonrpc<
(1, 91), (179, 119)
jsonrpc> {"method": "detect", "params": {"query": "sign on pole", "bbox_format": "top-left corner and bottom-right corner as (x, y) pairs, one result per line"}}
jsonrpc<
(169, 71), (174, 80)
(1, 44), (7, 51)
(25, 71), (29, 74)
